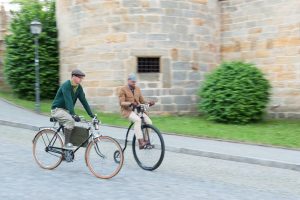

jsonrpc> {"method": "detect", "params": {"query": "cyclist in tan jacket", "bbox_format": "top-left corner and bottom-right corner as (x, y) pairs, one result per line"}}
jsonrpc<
(119, 73), (155, 149)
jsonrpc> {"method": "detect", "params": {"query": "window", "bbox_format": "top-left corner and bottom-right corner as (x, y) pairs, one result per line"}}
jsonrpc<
(137, 57), (160, 73)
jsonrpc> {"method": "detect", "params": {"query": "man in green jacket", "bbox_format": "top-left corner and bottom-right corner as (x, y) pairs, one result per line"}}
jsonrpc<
(51, 69), (94, 148)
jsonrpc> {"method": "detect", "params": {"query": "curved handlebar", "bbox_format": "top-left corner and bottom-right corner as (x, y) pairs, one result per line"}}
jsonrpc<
(79, 114), (101, 130)
(133, 103), (150, 113)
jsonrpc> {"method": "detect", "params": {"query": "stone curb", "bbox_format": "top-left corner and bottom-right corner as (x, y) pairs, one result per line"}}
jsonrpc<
(1, 119), (299, 172)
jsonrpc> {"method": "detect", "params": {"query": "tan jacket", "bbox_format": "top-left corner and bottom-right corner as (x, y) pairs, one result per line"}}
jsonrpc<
(119, 85), (146, 117)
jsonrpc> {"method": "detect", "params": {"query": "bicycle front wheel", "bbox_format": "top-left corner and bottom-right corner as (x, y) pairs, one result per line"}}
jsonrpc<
(132, 124), (165, 171)
(32, 129), (63, 170)
(85, 136), (124, 179)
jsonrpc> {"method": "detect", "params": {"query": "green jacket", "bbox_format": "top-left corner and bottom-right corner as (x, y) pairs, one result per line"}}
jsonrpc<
(51, 80), (93, 117)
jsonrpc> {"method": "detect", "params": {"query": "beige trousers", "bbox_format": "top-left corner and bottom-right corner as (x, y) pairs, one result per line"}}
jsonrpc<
(128, 112), (152, 139)
(51, 108), (75, 130)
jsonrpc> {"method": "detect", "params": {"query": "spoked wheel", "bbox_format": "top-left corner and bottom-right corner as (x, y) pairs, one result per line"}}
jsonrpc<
(132, 124), (165, 171)
(85, 136), (124, 179)
(32, 129), (63, 170)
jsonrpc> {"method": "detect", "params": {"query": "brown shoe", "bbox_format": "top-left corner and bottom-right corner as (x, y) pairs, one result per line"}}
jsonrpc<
(138, 139), (147, 149)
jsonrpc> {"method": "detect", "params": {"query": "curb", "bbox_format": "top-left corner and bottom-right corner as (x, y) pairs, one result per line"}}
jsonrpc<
(1, 119), (299, 172)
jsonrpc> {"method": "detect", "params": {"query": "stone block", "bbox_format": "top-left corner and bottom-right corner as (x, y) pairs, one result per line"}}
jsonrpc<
(161, 1), (178, 9)
(255, 50), (270, 58)
(97, 88), (114, 96)
(161, 23), (176, 33)
(138, 73), (160, 81)
(185, 88), (198, 95)
(174, 96), (192, 104)
(173, 62), (191, 70)
(112, 23), (135, 32)
(85, 88), (97, 96)
(128, 33), (146, 40)
(177, 105), (190, 112)
(178, 2), (190, 9)
(176, 25), (188, 34)
(177, 17), (190, 26)
(161, 16), (177, 24)
(160, 96), (173, 104)
(165, 8), (183, 17)
(105, 34), (127, 43)
(178, 49), (192, 61)
(191, 0), (207, 4)
(122, 0), (139, 7)
(169, 88), (184, 95)
(188, 72), (201, 81)
(136, 23), (152, 33)
(144, 15), (160, 23)
(148, 34), (168, 40)
(173, 71), (187, 81)
(105, 16), (121, 23)
(163, 105), (177, 112)
(142, 89), (155, 96)
(148, 83), (158, 88)
(159, 88), (170, 95)
(169, 34), (181, 41)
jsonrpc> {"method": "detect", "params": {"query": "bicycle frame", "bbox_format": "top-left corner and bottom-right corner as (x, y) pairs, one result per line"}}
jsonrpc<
(43, 124), (104, 159)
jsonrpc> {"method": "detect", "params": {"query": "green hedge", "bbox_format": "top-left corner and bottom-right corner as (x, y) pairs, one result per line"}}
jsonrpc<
(4, 0), (58, 100)
(198, 61), (271, 124)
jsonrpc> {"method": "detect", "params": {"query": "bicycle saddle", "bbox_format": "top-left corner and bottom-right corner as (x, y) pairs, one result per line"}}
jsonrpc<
(50, 117), (58, 122)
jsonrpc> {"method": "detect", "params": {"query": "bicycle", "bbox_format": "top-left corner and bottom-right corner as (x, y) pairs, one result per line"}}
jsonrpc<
(32, 115), (124, 179)
(114, 104), (165, 171)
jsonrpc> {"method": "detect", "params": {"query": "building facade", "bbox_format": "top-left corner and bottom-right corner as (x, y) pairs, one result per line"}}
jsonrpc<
(54, 0), (299, 117)
(220, 0), (300, 118)
(56, 0), (220, 114)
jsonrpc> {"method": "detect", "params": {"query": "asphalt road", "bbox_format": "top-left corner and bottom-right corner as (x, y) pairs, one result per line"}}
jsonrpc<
(0, 125), (299, 200)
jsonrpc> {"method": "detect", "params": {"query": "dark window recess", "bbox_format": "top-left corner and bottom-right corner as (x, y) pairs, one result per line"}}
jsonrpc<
(137, 57), (160, 73)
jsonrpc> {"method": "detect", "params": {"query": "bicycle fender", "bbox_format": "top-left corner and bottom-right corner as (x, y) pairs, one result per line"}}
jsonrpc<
(32, 128), (58, 144)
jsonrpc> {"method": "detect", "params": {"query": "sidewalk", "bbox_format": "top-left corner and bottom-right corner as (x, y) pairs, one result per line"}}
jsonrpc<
(0, 98), (300, 171)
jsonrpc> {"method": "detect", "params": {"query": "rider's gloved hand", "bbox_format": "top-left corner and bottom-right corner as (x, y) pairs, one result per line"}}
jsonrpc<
(149, 100), (155, 107)
(72, 115), (81, 122)
(90, 113), (95, 118)
(130, 102), (138, 109)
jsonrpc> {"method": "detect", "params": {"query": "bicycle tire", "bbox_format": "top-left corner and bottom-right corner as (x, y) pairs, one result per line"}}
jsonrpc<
(132, 124), (165, 171)
(32, 129), (63, 170)
(85, 136), (124, 179)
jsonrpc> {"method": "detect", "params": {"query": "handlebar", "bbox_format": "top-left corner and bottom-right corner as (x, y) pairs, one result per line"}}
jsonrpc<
(133, 103), (150, 113)
(79, 114), (101, 130)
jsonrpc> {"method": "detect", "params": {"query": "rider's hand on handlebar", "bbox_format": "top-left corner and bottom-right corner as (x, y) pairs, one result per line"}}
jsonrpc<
(130, 102), (138, 109)
(149, 101), (155, 107)
(72, 115), (81, 122)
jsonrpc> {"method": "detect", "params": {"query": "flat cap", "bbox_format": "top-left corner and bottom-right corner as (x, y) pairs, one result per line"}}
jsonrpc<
(71, 69), (85, 77)
(128, 73), (137, 81)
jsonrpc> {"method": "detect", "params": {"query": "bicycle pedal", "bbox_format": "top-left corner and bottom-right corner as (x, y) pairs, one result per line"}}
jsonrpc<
(144, 144), (155, 149)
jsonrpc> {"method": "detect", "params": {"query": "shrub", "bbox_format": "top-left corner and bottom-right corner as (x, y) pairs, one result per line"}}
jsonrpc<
(4, 0), (59, 100)
(198, 61), (271, 124)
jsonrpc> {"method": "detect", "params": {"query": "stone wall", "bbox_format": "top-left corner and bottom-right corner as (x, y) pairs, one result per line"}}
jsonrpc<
(56, 0), (220, 114)
(220, 0), (300, 118)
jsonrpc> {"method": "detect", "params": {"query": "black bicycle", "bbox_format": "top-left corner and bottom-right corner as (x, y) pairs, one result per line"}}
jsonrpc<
(115, 104), (165, 171)
(32, 115), (124, 179)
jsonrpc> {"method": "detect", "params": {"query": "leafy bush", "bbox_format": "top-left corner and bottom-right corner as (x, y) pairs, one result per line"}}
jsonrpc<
(4, 0), (59, 100)
(198, 61), (271, 124)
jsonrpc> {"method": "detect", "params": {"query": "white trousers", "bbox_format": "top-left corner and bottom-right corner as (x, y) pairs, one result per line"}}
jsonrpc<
(128, 112), (152, 139)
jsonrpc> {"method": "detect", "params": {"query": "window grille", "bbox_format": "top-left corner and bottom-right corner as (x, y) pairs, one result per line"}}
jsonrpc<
(137, 57), (160, 73)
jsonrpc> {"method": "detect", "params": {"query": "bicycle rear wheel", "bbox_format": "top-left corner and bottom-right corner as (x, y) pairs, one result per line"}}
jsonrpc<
(85, 136), (124, 179)
(32, 129), (63, 170)
(132, 124), (165, 171)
